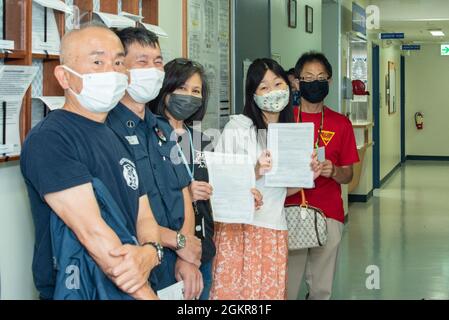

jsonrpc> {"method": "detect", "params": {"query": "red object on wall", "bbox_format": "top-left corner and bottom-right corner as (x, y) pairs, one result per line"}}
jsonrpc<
(415, 112), (424, 130)
(352, 80), (370, 95)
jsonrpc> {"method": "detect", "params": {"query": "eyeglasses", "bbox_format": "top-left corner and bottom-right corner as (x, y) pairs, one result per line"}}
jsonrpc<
(173, 58), (204, 71)
(299, 75), (329, 82)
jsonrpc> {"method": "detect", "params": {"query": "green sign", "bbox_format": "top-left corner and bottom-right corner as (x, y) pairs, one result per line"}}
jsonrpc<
(441, 44), (449, 56)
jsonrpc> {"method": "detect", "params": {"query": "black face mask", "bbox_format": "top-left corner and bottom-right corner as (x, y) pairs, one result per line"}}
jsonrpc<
(300, 80), (329, 104)
(167, 93), (203, 121)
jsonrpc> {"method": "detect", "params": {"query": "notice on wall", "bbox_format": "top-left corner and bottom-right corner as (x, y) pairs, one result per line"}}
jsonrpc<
(0, 65), (38, 156)
(0, 65), (39, 102)
(188, 0), (231, 130)
(32, 2), (61, 55)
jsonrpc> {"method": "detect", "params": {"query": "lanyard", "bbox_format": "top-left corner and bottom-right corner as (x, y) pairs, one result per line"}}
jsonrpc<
(177, 126), (205, 238)
(297, 106), (325, 148)
(177, 124), (195, 182)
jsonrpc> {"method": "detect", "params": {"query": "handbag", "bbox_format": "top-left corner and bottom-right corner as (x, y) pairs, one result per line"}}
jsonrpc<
(285, 189), (328, 250)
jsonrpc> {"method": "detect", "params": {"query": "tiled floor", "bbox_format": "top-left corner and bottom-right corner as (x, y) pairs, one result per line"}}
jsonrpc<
(297, 161), (449, 299)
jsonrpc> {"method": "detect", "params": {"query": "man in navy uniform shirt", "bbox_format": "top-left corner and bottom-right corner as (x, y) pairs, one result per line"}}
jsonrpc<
(20, 25), (162, 300)
(107, 27), (203, 300)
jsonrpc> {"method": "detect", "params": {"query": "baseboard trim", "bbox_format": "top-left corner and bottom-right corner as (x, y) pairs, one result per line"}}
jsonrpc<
(406, 155), (449, 161)
(380, 162), (402, 187)
(348, 189), (374, 203)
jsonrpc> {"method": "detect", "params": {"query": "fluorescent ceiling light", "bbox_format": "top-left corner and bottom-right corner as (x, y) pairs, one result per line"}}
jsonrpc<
(429, 30), (445, 36)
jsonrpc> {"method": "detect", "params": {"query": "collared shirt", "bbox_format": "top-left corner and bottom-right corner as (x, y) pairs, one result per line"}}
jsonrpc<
(106, 103), (191, 290)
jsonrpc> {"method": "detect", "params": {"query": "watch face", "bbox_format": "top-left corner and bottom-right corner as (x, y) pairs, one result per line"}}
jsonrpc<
(178, 233), (186, 249)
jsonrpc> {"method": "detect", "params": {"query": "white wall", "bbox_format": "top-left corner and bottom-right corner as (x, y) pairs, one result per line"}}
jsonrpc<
(406, 44), (449, 156)
(379, 44), (401, 179)
(158, 0), (184, 61)
(0, 162), (37, 299)
(271, 0), (322, 70)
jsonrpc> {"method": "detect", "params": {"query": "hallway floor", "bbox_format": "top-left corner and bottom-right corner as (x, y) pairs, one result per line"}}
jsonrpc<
(314, 161), (449, 299)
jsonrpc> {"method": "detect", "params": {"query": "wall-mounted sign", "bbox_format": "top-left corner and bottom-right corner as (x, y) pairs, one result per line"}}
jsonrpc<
(352, 2), (366, 35)
(441, 44), (449, 56)
(379, 33), (405, 40)
(401, 45), (421, 51)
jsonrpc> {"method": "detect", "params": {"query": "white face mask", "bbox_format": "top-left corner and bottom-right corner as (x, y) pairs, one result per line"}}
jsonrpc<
(63, 65), (129, 113)
(127, 68), (165, 104)
(254, 88), (290, 112)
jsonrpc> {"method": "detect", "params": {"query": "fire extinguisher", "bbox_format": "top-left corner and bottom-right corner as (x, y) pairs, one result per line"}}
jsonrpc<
(415, 112), (424, 130)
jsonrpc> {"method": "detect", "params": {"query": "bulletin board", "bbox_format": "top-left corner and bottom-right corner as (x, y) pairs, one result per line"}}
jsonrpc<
(0, 0), (159, 162)
(184, 0), (232, 130)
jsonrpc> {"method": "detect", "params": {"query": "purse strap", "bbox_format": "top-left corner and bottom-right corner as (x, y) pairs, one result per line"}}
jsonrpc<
(299, 189), (307, 207)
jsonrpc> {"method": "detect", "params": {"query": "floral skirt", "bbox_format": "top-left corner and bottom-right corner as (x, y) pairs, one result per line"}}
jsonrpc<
(210, 222), (288, 300)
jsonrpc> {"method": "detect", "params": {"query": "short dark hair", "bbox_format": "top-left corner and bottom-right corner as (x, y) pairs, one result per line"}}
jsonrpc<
(149, 58), (209, 126)
(115, 27), (159, 55)
(287, 68), (296, 77)
(243, 58), (294, 132)
(294, 51), (333, 79)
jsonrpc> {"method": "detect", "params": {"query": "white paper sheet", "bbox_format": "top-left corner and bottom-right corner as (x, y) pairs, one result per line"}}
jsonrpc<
(0, 65), (38, 156)
(140, 22), (168, 38)
(93, 12), (135, 29)
(0, 65), (39, 102)
(32, 3), (61, 55)
(32, 0), (73, 14)
(0, 40), (14, 51)
(34, 96), (65, 111)
(265, 123), (315, 188)
(204, 151), (255, 224)
(157, 281), (185, 300)
(119, 11), (143, 22)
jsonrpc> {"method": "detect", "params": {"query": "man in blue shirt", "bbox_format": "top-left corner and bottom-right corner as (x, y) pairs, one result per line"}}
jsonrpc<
(21, 25), (163, 300)
(106, 27), (203, 299)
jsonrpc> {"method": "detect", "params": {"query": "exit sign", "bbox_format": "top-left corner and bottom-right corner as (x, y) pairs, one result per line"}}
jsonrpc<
(441, 44), (449, 56)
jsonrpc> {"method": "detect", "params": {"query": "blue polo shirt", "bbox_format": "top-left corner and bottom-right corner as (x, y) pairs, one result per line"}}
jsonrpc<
(106, 103), (191, 290)
(20, 109), (144, 300)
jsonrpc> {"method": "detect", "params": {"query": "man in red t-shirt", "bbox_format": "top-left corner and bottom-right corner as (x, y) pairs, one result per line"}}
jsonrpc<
(285, 52), (359, 300)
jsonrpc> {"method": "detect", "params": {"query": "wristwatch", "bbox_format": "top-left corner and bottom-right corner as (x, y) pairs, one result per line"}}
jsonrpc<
(175, 232), (186, 251)
(142, 242), (164, 265)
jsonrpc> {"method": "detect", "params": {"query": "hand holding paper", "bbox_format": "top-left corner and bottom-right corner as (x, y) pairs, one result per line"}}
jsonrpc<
(157, 281), (185, 300)
(255, 150), (273, 179)
(265, 123), (315, 188)
(204, 152), (256, 224)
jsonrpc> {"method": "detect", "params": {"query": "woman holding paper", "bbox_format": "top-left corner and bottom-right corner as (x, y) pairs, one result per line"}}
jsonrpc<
(210, 58), (321, 300)
(150, 58), (263, 300)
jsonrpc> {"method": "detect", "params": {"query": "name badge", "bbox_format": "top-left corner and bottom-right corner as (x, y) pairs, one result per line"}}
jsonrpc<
(125, 135), (140, 145)
(317, 146), (325, 163)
